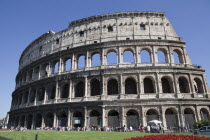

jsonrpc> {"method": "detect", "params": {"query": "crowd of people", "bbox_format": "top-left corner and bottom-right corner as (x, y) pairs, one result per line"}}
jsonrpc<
(8, 125), (193, 133)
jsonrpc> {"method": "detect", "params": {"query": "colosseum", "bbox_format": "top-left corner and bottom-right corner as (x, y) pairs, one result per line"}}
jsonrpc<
(8, 11), (210, 130)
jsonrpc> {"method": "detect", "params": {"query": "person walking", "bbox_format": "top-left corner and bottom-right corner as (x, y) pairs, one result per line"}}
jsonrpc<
(147, 125), (151, 133)
(130, 126), (133, 132)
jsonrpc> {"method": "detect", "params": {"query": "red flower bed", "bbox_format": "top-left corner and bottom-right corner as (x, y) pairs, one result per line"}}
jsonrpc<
(124, 134), (210, 140)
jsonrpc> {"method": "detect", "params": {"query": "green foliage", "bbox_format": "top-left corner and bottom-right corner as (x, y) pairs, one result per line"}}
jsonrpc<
(194, 120), (210, 129)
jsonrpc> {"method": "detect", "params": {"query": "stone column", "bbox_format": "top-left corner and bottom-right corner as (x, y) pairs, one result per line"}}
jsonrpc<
(53, 112), (57, 127)
(102, 106), (106, 127)
(48, 62), (52, 76)
(160, 106), (166, 129)
(152, 46), (157, 65)
(58, 57), (63, 74)
(137, 73), (141, 96)
(178, 105), (184, 126)
(55, 80), (59, 103)
(71, 54), (75, 70)
(135, 46), (140, 64)
(168, 46), (173, 66)
(38, 65), (41, 79)
(84, 107), (88, 127)
(182, 47), (188, 65)
(121, 107), (125, 127)
(188, 74), (195, 93)
(84, 77), (88, 100)
(173, 73), (179, 94)
(67, 109), (71, 127)
(85, 51), (89, 68)
(155, 72), (161, 94)
(118, 47), (122, 64)
(32, 113), (36, 129)
(43, 86), (47, 104)
(201, 75), (208, 94)
(101, 49), (105, 66)
(101, 75), (106, 99)
(41, 114), (45, 128)
(68, 79), (72, 102)
(166, 46), (173, 66)
(34, 88), (37, 106)
(119, 75), (124, 99)
(140, 75), (144, 94)
(195, 105), (201, 121)
(141, 107), (147, 127)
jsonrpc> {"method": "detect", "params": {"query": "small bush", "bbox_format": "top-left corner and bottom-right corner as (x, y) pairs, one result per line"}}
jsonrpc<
(124, 134), (210, 140)
(194, 120), (210, 129)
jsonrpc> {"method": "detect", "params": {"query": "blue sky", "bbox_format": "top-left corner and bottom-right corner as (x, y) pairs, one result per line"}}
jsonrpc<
(0, 0), (210, 119)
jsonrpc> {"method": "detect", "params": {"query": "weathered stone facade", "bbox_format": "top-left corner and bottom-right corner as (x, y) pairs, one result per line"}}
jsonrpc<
(8, 11), (210, 130)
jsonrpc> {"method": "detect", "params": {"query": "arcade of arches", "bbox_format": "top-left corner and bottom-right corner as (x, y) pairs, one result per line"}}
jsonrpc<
(9, 106), (210, 130)
(11, 75), (207, 107)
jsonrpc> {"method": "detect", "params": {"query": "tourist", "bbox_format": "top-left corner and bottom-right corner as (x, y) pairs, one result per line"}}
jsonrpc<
(141, 126), (145, 133)
(130, 126), (133, 132)
(147, 125), (151, 133)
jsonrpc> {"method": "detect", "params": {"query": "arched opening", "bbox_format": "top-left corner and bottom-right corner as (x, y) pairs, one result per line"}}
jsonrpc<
(89, 110), (101, 126)
(38, 87), (45, 101)
(165, 108), (178, 128)
(75, 81), (84, 97)
(144, 78), (155, 93)
(107, 79), (118, 95)
(53, 61), (59, 74)
(77, 55), (85, 69)
(35, 114), (42, 128)
(125, 78), (137, 94)
(45, 112), (54, 127)
(107, 51), (117, 65)
(30, 89), (36, 103)
(126, 110), (139, 130)
(108, 110), (120, 128)
(64, 58), (71, 71)
(20, 116), (25, 127)
(28, 70), (33, 81)
(73, 111), (84, 127)
(23, 92), (28, 104)
(173, 50), (183, 64)
(58, 112), (67, 127)
(90, 79), (100, 96)
(157, 50), (167, 63)
(179, 77), (190, 93)
(91, 53), (101, 67)
(140, 50), (151, 63)
(200, 108), (209, 120)
(61, 84), (69, 98)
(18, 95), (22, 105)
(41, 63), (49, 77)
(161, 77), (173, 93)
(49, 86), (56, 99)
(193, 78), (204, 93)
(27, 115), (33, 129)
(123, 50), (134, 63)
(15, 117), (19, 127)
(184, 108), (195, 129)
(146, 109), (159, 122)
(108, 26), (113, 32)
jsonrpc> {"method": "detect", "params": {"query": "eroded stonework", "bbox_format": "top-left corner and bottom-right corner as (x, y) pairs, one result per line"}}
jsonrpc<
(8, 11), (210, 130)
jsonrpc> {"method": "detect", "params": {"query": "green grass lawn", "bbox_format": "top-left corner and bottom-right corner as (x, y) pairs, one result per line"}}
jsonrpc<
(0, 131), (207, 140)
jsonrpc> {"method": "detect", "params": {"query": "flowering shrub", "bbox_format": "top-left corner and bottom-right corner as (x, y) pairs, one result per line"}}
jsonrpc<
(124, 134), (210, 140)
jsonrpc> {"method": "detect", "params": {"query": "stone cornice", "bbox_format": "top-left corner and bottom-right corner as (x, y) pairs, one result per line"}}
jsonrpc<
(69, 11), (165, 27)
